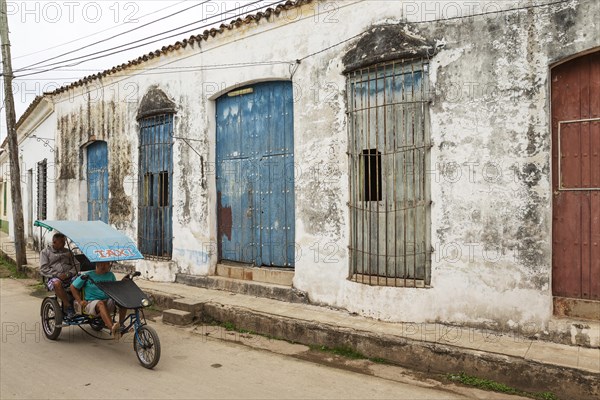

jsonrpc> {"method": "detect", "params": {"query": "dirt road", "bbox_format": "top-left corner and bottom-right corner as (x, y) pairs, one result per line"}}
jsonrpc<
(0, 278), (522, 399)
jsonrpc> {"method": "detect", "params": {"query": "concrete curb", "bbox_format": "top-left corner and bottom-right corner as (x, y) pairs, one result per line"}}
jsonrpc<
(196, 302), (598, 400)
(145, 290), (181, 310)
(139, 285), (597, 400)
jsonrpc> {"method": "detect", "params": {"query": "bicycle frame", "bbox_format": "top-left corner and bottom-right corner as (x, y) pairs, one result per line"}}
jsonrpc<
(121, 308), (147, 335)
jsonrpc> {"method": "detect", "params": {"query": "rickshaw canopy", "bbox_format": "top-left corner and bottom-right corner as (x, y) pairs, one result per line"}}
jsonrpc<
(34, 220), (144, 262)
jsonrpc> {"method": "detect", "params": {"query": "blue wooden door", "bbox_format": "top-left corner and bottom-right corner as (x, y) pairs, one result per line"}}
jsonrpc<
(138, 114), (174, 259)
(217, 81), (295, 267)
(87, 141), (109, 223)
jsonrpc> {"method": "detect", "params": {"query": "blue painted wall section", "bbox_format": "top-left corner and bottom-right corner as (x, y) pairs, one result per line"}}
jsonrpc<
(87, 141), (109, 223)
(217, 81), (295, 267)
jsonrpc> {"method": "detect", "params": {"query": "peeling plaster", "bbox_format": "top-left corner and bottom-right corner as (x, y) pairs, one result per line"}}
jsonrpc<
(47, 0), (600, 329)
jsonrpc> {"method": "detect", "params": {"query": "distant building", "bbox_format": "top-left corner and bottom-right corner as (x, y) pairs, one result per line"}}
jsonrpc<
(1, 96), (56, 249)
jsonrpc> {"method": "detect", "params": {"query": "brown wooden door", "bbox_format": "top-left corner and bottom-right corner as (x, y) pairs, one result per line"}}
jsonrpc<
(552, 51), (600, 300)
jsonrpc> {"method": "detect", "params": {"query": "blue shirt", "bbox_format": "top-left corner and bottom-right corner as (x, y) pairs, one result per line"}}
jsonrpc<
(72, 271), (116, 301)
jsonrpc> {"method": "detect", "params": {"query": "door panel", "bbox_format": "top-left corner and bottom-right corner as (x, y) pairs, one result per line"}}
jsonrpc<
(259, 156), (291, 267)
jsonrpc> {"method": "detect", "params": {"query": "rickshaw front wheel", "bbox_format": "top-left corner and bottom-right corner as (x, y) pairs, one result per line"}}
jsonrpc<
(89, 318), (104, 331)
(134, 325), (161, 369)
(41, 298), (63, 340)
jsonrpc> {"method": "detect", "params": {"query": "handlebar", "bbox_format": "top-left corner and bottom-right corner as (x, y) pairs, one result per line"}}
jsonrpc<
(124, 271), (141, 280)
(80, 270), (140, 282)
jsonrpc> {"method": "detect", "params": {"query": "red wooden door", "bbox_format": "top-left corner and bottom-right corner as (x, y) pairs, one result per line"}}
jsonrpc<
(552, 51), (600, 300)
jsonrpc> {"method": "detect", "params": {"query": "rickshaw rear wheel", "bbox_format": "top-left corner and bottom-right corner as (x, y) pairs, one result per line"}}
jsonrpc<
(41, 298), (62, 340)
(133, 325), (161, 369)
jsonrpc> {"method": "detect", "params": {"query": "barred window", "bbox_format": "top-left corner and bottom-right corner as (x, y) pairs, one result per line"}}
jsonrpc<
(347, 59), (431, 287)
(37, 159), (47, 220)
(2, 182), (6, 216)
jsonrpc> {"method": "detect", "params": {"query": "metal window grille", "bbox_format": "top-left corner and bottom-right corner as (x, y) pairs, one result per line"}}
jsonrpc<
(2, 182), (6, 216)
(36, 159), (47, 220)
(138, 114), (174, 260)
(347, 59), (432, 287)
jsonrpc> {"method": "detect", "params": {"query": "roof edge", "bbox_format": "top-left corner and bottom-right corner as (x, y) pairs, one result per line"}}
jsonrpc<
(17, 97), (54, 143)
(46, 0), (314, 98)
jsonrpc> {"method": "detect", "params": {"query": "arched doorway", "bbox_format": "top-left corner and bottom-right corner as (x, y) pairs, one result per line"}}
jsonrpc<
(216, 81), (295, 267)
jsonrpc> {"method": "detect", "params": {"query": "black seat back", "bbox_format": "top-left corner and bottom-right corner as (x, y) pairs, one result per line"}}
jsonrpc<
(75, 254), (96, 272)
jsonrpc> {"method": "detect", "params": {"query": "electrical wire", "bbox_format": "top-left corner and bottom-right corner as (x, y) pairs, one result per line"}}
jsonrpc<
(15, 0), (213, 71)
(14, 0), (275, 77)
(12, 0), (190, 61)
(44, 0), (573, 104)
(299, 0), (572, 60)
(18, 0), (571, 79)
(12, 60), (292, 80)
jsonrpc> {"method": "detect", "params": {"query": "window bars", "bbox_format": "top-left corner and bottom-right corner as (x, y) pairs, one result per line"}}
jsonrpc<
(37, 159), (48, 220)
(138, 114), (174, 260)
(347, 59), (432, 287)
(2, 183), (6, 217)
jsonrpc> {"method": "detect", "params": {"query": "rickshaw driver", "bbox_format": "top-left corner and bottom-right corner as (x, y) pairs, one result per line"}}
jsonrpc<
(70, 261), (127, 339)
(40, 233), (79, 319)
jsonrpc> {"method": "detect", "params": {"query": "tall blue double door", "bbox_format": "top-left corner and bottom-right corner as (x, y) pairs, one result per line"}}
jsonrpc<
(217, 81), (295, 268)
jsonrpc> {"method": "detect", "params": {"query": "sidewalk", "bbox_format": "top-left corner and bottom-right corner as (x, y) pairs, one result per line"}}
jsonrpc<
(2, 231), (598, 399)
(136, 278), (599, 400)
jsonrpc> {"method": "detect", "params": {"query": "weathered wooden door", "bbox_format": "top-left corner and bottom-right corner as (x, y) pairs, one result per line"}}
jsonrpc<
(552, 51), (600, 300)
(216, 82), (295, 267)
(87, 141), (109, 223)
(138, 114), (174, 259)
(27, 169), (33, 237)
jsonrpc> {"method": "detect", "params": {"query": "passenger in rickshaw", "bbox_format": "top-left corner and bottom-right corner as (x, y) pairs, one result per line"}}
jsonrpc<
(40, 233), (79, 319)
(70, 261), (127, 339)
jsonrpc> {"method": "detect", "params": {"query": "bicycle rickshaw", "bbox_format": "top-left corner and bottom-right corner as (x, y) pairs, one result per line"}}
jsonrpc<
(35, 220), (161, 369)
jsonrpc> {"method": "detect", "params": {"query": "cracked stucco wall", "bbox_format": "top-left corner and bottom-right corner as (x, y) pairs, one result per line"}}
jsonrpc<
(52, 55), (211, 281)
(46, 0), (600, 329)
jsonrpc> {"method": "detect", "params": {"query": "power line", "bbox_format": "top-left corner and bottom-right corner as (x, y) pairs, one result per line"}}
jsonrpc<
(300, 0), (572, 61)
(12, 0), (190, 61)
(412, 0), (571, 24)
(15, 0), (212, 71)
(45, 0), (573, 104)
(19, 0), (572, 78)
(14, 0), (274, 78)
(12, 60), (292, 80)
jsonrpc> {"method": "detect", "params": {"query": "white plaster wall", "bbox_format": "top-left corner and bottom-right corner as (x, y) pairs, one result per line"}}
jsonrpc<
(3, 101), (56, 250)
(51, 47), (215, 281)
(46, 0), (600, 327)
(0, 151), (13, 238)
(19, 111), (57, 247)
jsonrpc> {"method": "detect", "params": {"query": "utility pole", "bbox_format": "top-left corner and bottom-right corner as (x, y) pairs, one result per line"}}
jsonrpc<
(1, 0), (28, 270)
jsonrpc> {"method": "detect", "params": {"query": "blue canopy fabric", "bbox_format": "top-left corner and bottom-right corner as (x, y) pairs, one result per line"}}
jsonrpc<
(34, 220), (144, 262)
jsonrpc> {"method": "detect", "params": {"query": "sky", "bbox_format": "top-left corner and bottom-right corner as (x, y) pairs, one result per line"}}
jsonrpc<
(0, 0), (275, 141)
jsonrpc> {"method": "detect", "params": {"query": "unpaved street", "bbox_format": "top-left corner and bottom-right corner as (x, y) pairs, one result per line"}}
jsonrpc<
(1, 278), (515, 399)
